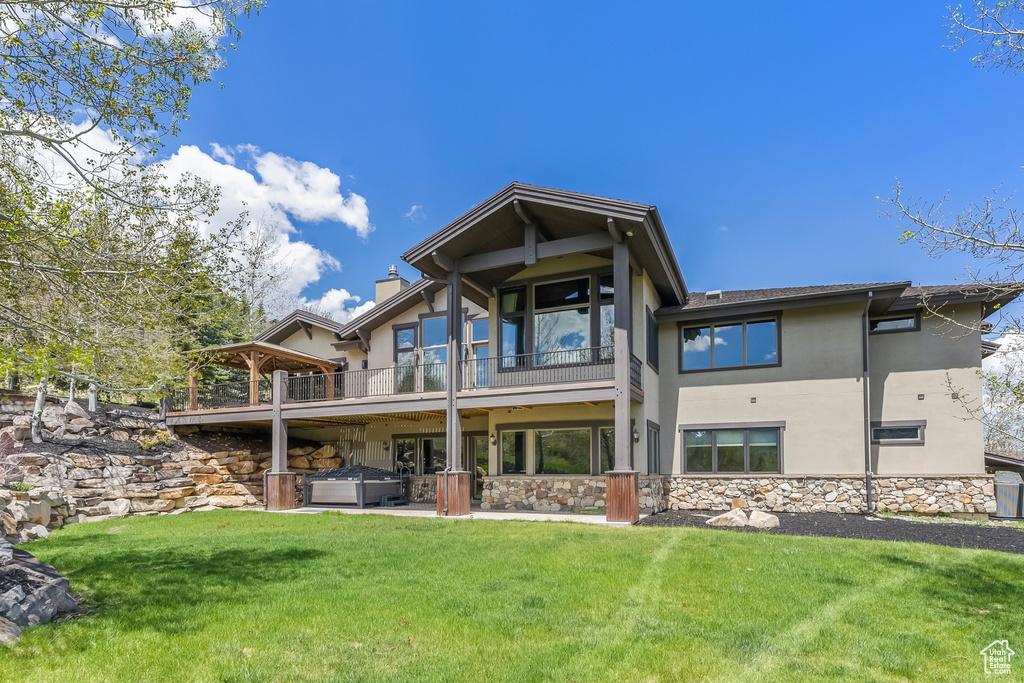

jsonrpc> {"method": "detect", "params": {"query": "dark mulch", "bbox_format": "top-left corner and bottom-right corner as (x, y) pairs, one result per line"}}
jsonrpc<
(639, 509), (1024, 555)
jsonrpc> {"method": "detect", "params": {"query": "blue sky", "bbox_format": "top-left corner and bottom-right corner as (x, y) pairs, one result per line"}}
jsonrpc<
(168, 1), (1024, 319)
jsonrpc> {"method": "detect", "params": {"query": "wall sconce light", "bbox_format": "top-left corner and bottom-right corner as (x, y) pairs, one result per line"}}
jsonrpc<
(383, 442), (390, 452)
(632, 427), (640, 443)
(489, 433), (497, 445)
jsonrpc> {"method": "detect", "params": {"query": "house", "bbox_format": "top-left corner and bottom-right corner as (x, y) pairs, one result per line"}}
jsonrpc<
(166, 183), (1017, 521)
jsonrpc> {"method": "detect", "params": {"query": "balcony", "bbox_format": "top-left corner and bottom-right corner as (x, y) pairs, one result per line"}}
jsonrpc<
(168, 346), (640, 413)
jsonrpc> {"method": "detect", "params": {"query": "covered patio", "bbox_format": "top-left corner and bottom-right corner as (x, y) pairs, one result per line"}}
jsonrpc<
(177, 341), (341, 412)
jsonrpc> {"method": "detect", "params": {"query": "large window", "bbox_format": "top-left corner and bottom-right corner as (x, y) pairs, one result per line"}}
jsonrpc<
(421, 316), (447, 391)
(501, 431), (527, 474)
(535, 429), (591, 474)
(646, 306), (659, 371)
(647, 422), (661, 474)
(683, 427), (781, 474)
(680, 318), (778, 371)
(394, 325), (417, 392)
(498, 272), (616, 366)
(534, 277), (591, 365)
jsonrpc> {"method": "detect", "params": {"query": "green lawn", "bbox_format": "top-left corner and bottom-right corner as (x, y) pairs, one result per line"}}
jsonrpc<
(3, 511), (1022, 682)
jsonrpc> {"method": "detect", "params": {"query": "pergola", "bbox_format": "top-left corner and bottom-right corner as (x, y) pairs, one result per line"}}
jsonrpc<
(186, 341), (340, 407)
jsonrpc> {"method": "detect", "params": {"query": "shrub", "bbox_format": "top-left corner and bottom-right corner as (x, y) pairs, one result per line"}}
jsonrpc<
(139, 430), (174, 451)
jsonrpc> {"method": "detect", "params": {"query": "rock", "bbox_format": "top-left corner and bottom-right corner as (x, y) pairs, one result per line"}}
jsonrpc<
(706, 509), (748, 527)
(289, 456), (311, 469)
(730, 497), (748, 509)
(190, 473), (224, 485)
(157, 488), (194, 500)
(24, 500), (50, 525)
(0, 616), (22, 644)
(109, 430), (131, 442)
(747, 510), (780, 529)
(287, 446), (316, 456)
(207, 495), (246, 508)
(0, 512), (15, 536)
(14, 454), (48, 467)
(40, 405), (67, 431)
(228, 460), (257, 474)
(310, 444), (336, 459)
(70, 453), (106, 469)
(311, 458), (342, 469)
(117, 417), (152, 430)
(63, 400), (89, 420)
(22, 523), (48, 539)
(129, 498), (175, 513)
(0, 548), (78, 627)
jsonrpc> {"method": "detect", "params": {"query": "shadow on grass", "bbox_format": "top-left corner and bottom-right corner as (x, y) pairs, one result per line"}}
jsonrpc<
(57, 545), (328, 635)
(877, 552), (1024, 615)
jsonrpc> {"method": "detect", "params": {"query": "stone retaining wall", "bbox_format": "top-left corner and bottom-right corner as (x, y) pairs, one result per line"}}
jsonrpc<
(664, 475), (996, 515)
(640, 475), (667, 514)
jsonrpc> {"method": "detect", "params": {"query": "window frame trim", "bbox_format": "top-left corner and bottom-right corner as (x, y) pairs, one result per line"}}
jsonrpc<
(679, 422), (785, 474)
(677, 314), (782, 374)
(495, 419), (615, 476)
(646, 306), (659, 373)
(869, 311), (921, 335)
(870, 420), (926, 445)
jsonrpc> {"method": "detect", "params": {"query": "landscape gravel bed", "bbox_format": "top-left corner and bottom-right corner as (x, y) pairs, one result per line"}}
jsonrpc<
(638, 509), (1024, 554)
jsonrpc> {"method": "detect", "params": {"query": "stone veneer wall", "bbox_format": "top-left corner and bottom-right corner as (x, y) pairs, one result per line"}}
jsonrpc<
(479, 475), (669, 514)
(664, 475), (996, 515)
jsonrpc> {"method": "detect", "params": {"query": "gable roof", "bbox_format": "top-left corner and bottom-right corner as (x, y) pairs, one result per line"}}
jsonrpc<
(402, 182), (688, 307)
(334, 278), (447, 350)
(257, 309), (343, 346)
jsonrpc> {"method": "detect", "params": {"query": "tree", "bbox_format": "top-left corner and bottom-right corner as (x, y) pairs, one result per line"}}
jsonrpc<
(883, 1), (1024, 454)
(0, 1), (262, 388)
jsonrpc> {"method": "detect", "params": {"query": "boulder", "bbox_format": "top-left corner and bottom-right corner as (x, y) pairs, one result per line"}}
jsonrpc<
(0, 548), (78, 627)
(0, 616), (22, 645)
(207, 495), (246, 508)
(70, 453), (107, 469)
(63, 400), (90, 420)
(705, 509), (748, 527)
(157, 487), (194, 500)
(311, 458), (342, 469)
(40, 405), (67, 431)
(747, 510), (780, 529)
(228, 460), (257, 474)
(310, 444), (336, 459)
(190, 473), (224, 485)
(109, 430), (131, 442)
(287, 446), (316, 456)
(117, 417), (152, 430)
(24, 500), (50, 525)
(129, 498), (175, 513)
(21, 523), (48, 540)
(289, 456), (311, 469)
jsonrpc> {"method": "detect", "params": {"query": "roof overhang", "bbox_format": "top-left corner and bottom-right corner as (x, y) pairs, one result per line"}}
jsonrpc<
(401, 182), (688, 306)
(889, 284), (1024, 319)
(656, 283), (910, 323)
(334, 279), (450, 351)
(257, 310), (343, 345)
(186, 341), (340, 374)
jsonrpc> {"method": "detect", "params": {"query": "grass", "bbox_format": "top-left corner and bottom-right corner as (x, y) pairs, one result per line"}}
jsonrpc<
(2, 511), (1023, 682)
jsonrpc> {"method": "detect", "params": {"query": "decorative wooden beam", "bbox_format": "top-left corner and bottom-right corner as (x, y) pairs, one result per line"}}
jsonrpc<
(422, 289), (435, 312)
(607, 216), (625, 244)
(298, 320), (313, 340)
(432, 249), (456, 272)
(355, 329), (371, 353)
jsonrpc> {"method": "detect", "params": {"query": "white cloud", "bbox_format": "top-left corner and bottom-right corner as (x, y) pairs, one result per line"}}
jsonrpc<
(405, 205), (425, 221)
(299, 288), (376, 324)
(159, 143), (372, 296)
(717, 225), (729, 233)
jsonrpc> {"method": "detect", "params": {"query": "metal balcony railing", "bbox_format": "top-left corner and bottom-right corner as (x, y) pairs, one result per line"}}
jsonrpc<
(461, 346), (615, 390)
(171, 379), (272, 412)
(285, 363), (448, 403)
(629, 354), (643, 391)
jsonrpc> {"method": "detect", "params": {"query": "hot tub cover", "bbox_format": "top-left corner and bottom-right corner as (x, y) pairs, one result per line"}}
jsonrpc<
(306, 465), (400, 481)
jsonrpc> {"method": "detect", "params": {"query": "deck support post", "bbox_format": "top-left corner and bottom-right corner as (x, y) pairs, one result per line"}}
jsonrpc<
(606, 238), (639, 523)
(440, 267), (470, 516)
(267, 369), (295, 510)
(249, 349), (260, 405)
(188, 366), (198, 411)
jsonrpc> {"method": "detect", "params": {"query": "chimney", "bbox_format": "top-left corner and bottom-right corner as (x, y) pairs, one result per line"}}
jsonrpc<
(375, 264), (409, 304)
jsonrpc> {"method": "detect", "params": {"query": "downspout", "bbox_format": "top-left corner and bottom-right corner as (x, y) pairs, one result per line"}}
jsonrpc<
(862, 292), (873, 514)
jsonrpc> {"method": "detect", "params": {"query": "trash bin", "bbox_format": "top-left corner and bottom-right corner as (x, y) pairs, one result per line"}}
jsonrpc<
(994, 470), (1024, 520)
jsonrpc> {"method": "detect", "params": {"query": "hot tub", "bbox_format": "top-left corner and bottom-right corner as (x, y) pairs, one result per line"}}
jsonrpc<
(304, 465), (404, 508)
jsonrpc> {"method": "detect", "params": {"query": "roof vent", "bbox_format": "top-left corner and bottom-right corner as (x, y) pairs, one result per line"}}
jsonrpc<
(706, 290), (722, 300)
(388, 264), (399, 279)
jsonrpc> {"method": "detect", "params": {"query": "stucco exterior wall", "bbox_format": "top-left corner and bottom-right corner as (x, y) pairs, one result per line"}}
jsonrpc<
(659, 302), (866, 475)
(278, 325), (341, 360)
(868, 305), (984, 475)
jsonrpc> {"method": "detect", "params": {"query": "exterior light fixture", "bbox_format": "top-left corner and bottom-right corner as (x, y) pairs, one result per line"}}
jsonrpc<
(489, 433), (497, 445)
(632, 427), (640, 443)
